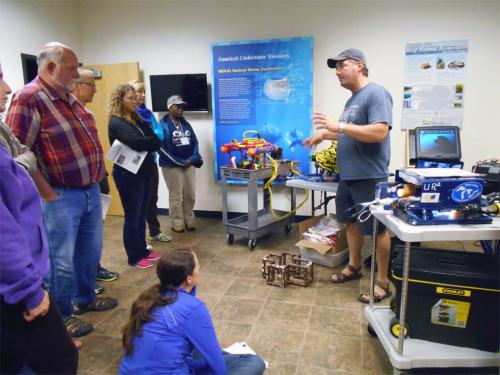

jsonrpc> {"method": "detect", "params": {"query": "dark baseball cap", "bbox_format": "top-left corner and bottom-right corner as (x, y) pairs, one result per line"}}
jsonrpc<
(327, 48), (367, 69)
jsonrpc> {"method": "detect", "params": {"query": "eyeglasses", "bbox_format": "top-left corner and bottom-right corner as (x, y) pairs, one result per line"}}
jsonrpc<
(77, 81), (96, 88)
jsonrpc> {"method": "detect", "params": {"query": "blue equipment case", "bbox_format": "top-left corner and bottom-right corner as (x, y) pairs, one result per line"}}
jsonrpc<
(392, 169), (492, 226)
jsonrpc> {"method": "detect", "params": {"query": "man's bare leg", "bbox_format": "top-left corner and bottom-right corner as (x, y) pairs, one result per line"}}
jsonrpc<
(359, 230), (391, 302)
(330, 222), (363, 282)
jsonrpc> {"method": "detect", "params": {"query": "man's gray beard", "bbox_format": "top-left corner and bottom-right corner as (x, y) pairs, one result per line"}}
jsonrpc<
(55, 78), (73, 94)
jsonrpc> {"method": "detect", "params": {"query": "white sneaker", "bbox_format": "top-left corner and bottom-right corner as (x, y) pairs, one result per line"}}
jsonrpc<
(146, 243), (153, 251)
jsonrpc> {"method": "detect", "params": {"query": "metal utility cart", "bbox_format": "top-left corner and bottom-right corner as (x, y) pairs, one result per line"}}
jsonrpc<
(221, 161), (296, 250)
(365, 206), (500, 374)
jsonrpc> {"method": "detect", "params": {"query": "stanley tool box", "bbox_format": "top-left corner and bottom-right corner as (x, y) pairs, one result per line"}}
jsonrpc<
(391, 246), (499, 352)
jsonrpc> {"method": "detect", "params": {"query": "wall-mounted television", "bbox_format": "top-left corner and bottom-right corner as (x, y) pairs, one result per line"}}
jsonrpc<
(415, 126), (461, 161)
(149, 73), (209, 112)
(21, 53), (38, 84)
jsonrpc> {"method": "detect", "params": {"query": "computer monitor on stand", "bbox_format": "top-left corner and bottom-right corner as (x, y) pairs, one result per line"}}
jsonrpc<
(414, 126), (463, 168)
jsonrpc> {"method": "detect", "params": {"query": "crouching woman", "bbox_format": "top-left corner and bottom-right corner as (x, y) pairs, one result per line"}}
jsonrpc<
(120, 249), (266, 375)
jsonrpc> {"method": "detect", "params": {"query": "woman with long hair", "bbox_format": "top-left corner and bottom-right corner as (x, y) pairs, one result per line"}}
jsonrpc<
(120, 249), (266, 375)
(128, 80), (172, 244)
(108, 84), (162, 269)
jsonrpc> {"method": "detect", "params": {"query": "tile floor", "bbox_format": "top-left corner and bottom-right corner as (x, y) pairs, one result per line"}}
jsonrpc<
(76, 216), (492, 375)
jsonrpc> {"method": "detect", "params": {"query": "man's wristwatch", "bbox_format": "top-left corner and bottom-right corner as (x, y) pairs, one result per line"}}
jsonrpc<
(338, 122), (346, 134)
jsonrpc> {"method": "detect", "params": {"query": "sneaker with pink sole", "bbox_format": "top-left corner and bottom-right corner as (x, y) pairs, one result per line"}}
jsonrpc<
(135, 258), (154, 269)
(146, 251), (161, 261)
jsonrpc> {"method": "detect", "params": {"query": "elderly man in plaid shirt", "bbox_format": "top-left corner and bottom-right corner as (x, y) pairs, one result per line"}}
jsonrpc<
(6, 42), (117, 338)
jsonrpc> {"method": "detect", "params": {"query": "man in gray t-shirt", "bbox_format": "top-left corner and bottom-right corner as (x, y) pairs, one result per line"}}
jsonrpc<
(304, 48), (392, 304)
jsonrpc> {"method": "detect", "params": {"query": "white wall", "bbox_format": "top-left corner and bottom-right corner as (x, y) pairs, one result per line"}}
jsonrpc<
(3, 0), (499, 215)
(0, 0), (82, 95)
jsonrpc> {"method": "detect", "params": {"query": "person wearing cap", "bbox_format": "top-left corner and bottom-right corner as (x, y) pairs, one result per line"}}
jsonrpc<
(158, 95), (202, 233)
(304, 48), (393, 304)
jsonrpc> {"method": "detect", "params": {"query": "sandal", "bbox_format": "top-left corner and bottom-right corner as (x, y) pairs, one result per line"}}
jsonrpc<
(65, 317), (93, 338)
(329, 264), (362, 284)
(72, 296), (118, 315)
(358, 281), (393, 304)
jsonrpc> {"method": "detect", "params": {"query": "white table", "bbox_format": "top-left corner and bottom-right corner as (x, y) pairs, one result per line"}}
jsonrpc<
(285, 179), (338, 215)
(373, 208), (500, 242)
(365, 208), (500, 373)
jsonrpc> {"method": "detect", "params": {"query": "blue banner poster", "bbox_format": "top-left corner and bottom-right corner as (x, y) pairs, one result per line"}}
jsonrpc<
(211, 36), (313, 182)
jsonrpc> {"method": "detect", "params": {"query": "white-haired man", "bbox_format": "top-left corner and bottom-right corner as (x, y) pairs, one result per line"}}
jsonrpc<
(7, 42), (117, 339)
(71, 68), (119, 290)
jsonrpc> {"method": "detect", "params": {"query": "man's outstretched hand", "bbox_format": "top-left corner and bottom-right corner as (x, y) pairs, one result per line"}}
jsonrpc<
(313, 112), (340, 133)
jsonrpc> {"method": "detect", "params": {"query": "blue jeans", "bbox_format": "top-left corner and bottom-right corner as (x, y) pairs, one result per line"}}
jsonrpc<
(112, 168), (153, 265)
(191, 350), (265, 375)
(224, 353), (266, 375)
(42, 184), (102, 319)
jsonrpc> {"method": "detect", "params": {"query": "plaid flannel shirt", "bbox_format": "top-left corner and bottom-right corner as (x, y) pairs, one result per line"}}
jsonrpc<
(6, 77), (104, 188)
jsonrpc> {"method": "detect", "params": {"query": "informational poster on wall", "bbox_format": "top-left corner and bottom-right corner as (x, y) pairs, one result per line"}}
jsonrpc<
(211, 36), (313, 182)
(402, 40), (468, 129)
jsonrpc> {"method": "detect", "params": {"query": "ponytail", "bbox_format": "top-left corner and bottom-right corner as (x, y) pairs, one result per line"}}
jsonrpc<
(122, 248), (197, 356)
(122, 283), (177, 355)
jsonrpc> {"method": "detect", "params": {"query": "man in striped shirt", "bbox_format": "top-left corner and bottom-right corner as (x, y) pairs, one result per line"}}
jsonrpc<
(6, 42), (117, 338)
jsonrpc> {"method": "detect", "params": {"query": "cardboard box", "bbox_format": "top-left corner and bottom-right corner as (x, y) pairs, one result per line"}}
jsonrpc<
(295, 215), (349, 268)
(299, 246), (349, 268)
(295, 215), (347, 255)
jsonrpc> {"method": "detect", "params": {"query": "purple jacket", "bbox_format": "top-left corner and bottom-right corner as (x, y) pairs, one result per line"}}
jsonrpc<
(0, 145), (49, 309)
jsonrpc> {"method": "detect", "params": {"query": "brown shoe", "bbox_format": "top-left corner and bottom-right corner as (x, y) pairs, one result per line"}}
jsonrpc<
(329, 264), (362, 284)
(358, 281), (393, 304)
(65, 317), (93, 338)
(72, 297), (118, 315)
(185, 224), (196, 231)
(171, 225), (185, 233)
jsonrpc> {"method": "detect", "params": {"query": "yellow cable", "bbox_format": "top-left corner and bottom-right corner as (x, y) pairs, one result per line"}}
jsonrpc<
(314, 141), (338, 172)
(264, 155), (309, 220)
(243, 129), (259, 139)
(235, 131), (310, 220)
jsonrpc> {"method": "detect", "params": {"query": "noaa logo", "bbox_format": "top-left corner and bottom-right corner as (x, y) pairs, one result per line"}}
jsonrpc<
(451, 182), (483, 202)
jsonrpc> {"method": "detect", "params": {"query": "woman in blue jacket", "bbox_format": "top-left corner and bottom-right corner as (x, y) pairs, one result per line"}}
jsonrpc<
(120, 249), (265, 375)
(128, 80), (172, 244)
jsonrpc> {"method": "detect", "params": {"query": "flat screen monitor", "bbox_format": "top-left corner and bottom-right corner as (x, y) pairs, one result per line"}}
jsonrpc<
(415, 126), (461, 161)
(149, 74), (209, 112)
(21, 53), (38, 84)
